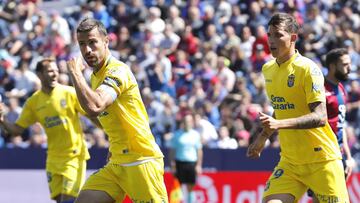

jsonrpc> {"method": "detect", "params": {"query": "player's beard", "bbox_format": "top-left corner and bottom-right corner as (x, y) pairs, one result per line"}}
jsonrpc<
(335, 69), (348, 82)
(85, 57), (99, 68)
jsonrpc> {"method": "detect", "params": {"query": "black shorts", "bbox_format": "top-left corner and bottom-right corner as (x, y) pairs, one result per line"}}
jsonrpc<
(175, 160), (197, 184)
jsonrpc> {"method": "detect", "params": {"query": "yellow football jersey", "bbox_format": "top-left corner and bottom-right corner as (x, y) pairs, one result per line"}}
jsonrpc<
(91, 56), (163, 164)
(262, 52), (341, 164)
(16, 85), (90, 171)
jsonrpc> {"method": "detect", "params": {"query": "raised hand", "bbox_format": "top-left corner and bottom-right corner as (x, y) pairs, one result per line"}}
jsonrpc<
(66, 56), (85, 74)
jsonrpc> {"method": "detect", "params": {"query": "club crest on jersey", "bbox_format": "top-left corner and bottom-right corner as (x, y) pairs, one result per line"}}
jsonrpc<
(60, 99), (67, 108)
(287, 74), (295, 87)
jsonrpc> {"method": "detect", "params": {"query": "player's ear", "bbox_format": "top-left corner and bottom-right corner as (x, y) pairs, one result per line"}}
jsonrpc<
(104, 35), (109, 46)
(290, 34), (297, 43)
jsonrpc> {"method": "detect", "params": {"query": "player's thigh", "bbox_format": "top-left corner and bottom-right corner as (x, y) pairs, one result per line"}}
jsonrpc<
(75, 190), (114, 203)
(306, 160), (349, 203)
(61, 159), (87, 198)
(123, 158), (168, 202)
(47, 172), (63, 200)
(263, 164), (307, 202)
(81, 165), (125, 202)
(72, 159), (87, 191)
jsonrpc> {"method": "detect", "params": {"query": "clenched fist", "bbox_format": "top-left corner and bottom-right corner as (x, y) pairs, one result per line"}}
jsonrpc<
(67, 56), (85, 74)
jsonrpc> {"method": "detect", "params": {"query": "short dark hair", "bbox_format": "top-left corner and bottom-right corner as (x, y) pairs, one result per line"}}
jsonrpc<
(36, 58), (55, 73)
(325, 48), (348, 68)
(76, 18), (107, 37)
(268, 13), (299, 34)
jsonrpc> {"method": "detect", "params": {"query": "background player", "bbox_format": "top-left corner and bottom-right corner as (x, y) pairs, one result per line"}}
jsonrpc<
(0, 58), (96, 203)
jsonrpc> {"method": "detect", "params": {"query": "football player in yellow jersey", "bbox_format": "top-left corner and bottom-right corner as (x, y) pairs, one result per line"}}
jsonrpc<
(247, 13), (349, 203)
(0, 58), (96, 203)
(66, 18), (168, 203)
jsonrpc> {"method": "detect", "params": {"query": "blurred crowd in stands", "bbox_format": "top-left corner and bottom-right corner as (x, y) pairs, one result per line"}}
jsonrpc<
(0, 0), (359, 150)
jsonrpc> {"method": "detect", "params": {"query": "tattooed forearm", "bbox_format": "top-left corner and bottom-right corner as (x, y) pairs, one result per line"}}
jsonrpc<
(295, 113), (325, 128)
(277, 102), (328, 129)
(295, 102), (327, 129)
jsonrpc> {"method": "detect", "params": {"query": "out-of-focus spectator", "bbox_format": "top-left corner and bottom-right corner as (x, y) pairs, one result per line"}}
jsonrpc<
(209, 125), (237, 149)
(173, 50), (193, 97)
(239, 25), (255, 59)
(216, 56), (236, 92)
(5, 97), (21, 124)
(305, 4), (327, 39)
(229, 46), (252, 77)
(155, 0), (169, 20)
(159, 93), (178, 146)
(92, 0), (111, 29)
(236, 129), (250, 147)
(250, 44), (271, 73)
(166, 5), (185, 34)
(6, 135), (29, 148)
(194, 112), (218, 147)
(159, 24), (180, 56)
(7, 60), (40, 101)
(344, 40), (360, 77)
(214, 0), (232, 26)
(48, 10), (71, 45)
(187, 79), (206, 108)
(142, 87), (165, 146)
(346, 80), (360, 134)
(177, 25), (199, 57)
(66, 3), (94, 30)
(229, 5), (248, 35)
(251, 25), (270, 58)
(145, 6), (166, 35)
(28, 123), (47, 148)
(111, 2), (129, 29)
(219, 24), (241, 54)
(127, 0), (147, 34)
(247, 1), (268, 33)
(115, 26), (136, 61)
(1, 24), (26, 56)
(203, 23), (222, 51)
(186, 6), (203, 38)
(89, 128), (108, 148)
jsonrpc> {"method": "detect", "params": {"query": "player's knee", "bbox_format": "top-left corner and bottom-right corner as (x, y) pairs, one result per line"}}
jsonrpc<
(60, 194), (76, 203)
(61, 200), (75, 203)
(74, 190), (115, 203)
(263, 193), (295, 203)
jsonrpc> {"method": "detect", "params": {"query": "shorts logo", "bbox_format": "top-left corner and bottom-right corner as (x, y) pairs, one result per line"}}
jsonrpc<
(131, 198), (155, 203)
(273, 169), (284, 179)
(287, 74), (295, 87)
(315, 194), (340, 203)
